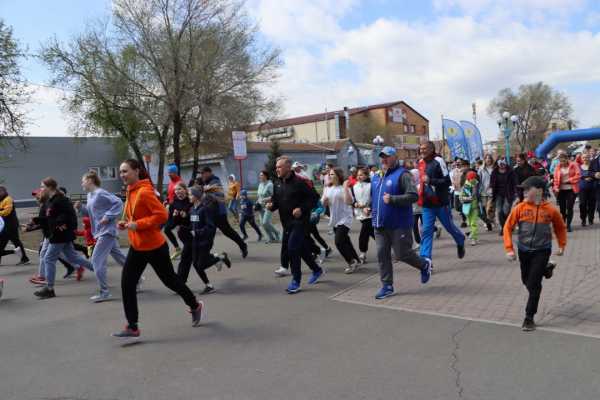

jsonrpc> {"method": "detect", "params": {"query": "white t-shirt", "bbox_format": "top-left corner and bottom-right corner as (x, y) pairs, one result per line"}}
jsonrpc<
(322, 186), (353, 228)
(0, 217), (4, 234)
(352, 181), (371, 220)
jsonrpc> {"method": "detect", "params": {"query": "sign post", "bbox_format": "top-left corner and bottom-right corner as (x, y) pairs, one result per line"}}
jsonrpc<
(232, 131), (248, 188)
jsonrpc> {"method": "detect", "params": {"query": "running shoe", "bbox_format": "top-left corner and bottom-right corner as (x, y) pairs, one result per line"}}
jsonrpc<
(460, 222), (468, 228)
(308, 269), (324, 284)
(286, 279), (301, 294)
(544, 261), (557, 279)
(325, 247), (333, 258)
(16, 258), (31, 266)
(112, 326), (141, 338)
(170, 248), (183, 261)
(29, 275), (46, 285)
(375, 284), (394, 300)
(190, 301), (205, 326)
(90, 292), (112, 303)
(486, 222), (493, 232)
(63, 268), (75, 279)
(257, 236), (263, 243)
(344, 260), (359, 274)
(274, 266), (290, 277)
(457, 244), (466, 259)
(358, 253), (367, 264)
(421, 258), (432, 284)
(34, 287), (56, 299)
(220, 252), (231, 269)
(469, 238), (477, 246)
(76, 266), (85, 281)
(241, 244), (248, 258)
(521, 318), (536, 332)
(200, 285), (215, 295)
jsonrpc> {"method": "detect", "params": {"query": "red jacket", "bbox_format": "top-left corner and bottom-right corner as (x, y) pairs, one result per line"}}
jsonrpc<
(553, 161), (581, 193)
(76, 217), (96, 246)
(167, 175), (182, 204)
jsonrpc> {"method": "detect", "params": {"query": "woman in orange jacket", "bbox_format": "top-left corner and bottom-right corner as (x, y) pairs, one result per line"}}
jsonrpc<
(112, 159), (204, 339)
(552, 152), (581, 232)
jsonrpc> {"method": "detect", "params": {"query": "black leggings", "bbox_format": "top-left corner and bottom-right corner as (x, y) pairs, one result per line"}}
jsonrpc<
(308, 223), (329, 250)
(334, 225), (359, 264)
(0, 228), (28, 262)
(557, 189), (575, 227)
(164, 216), (180, 249)
(358, 218), (374, 253)
(121, 243), (198, 329)
(518, 249), (551, 319)
(579, 187), (596, 224)
(215, 214), (246, 251)
(240, 214), (262, 239)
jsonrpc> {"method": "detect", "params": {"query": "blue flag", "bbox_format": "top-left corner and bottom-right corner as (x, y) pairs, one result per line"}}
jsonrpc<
(443, 119), (469, 161)
(460, 120), (484, 162)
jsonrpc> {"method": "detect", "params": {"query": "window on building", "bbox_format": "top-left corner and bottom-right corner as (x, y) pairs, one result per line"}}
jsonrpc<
(404, 124), (409, 133)
(410, 124), (416, 133)
(88, 166), (118, 180)
(423, 125), (428, 135)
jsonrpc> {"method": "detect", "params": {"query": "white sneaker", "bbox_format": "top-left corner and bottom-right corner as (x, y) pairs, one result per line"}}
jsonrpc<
(214, 254), (223, 271)
(358, 253), (367, 264)
(274, 267), (290, 277)
(344, 260), (359, 274)
(136, 276), (145, 293)
(90, 292), (112, 303)
(470, 238), (477, 246)
(170, 248), (182, 261)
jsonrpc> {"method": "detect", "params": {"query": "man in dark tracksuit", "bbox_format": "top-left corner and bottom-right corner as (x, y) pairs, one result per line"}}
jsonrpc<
(198, 166), (248, 258)
(267, 156), (323, 294)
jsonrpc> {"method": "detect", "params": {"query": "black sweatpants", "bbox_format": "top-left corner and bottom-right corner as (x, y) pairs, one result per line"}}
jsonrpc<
(0, 228), (28, 263)
(239, 214), (262, 240)
(163, 216), (180, 249)
(281, 224), (322, 283)
(215, 214), (246, 251)
(334, 225), (359, 264)
(557, 189), (575, 227)
(579, 187), (596, 224)
(121, 243), (199, 328)
(358, 218), (374, 253)
(518, 248), (551, 319)
(308, 223), (329, 250)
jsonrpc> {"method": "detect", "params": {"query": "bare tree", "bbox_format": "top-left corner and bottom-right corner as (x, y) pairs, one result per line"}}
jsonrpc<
(488, 82), (574, 153)
(0, 19), (31, 143)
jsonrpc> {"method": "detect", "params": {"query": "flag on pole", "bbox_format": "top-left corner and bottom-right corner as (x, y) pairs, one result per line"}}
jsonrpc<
(460, 120), (484, 162)
(443, 119), (469, 160)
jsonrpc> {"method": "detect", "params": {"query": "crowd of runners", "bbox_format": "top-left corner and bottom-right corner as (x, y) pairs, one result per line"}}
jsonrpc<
(2, 140), (599, 336)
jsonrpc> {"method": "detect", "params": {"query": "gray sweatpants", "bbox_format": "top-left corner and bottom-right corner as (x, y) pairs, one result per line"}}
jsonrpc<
(92, 235), (126, 294)
(375, 228), (424, 286)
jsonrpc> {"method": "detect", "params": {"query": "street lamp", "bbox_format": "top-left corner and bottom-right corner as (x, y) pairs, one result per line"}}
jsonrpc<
(372, 135), (384, 166)
(497, 112), (518, 166)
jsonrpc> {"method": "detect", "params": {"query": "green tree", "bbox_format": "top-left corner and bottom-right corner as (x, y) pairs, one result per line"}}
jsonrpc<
(264, 140), (282, 179)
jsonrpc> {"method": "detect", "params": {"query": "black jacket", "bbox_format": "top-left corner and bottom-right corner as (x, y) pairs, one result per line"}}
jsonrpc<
(46, 193), (78, 243)
(270, 172), (319, 230)
(190, 195), (218, 248)
(422, 156), (452, 207)
(490, 167), (518, 202)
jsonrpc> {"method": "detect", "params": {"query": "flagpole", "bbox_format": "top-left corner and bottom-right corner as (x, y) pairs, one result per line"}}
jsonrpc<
(441, 114), (446, 160)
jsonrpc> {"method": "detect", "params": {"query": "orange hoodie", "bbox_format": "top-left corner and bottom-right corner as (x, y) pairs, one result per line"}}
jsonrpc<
(503, 199), (567, 253)
(124, 179), (168, 251)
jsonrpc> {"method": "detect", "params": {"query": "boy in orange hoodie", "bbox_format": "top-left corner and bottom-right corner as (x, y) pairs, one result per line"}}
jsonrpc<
(503, 176), (567, 332)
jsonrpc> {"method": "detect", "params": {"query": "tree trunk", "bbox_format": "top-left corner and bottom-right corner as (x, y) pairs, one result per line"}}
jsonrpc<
(191, 117), (204, 180)
(173, 111), (183, 174)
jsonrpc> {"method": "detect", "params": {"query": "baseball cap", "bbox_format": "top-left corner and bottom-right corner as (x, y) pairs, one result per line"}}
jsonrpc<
(519, 176), (546, 190)
(167, 164), (178, 174)
(32, 188), (41, 197)
(292, 161), (304, 169)
(379, 146), (397, 157)
(497, 159), (507, 166)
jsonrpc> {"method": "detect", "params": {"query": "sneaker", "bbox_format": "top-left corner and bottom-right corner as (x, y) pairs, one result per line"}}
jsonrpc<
(76, 267), (85, 281)
(457, 244), (466, 259)
(461, 222), (468, 228)
(34, 287), (56, 299)
(190, 301), (205, 327)
(544, 261), (557, 279)
(375, 284), (394, 300)
(486, 222), (493, 232)
(63, 268), (75, 279)
(241, 235), (248, 241)
(317, 249), (326, 265)
(522, 318), (536, 332)
(200, 285), (215, 295)
(325, 247), (333, 258)
(215, 258), (223, 272)
(286, 279), (301, 294)
(90, 292), (112, 303)
(241, 244), (248, 258)
(170, 248), (182, 261)
(469, 238), (477, 246)
(220, 252), (231, 269)
(112, 326), (141, 338)
(136, 276), (145, 293)
(29, 275), (46, 285)
(257, 236), (263, 243)
(308, 269), (324, 284)
(16, 258), (31, 266)
(358, 253), (367, 264)
(421, 258), (432, 284)
(344, 260), (359, 274)
(274, 266), (290, 277)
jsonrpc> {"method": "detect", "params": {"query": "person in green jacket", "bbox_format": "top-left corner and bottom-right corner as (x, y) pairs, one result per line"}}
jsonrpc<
(460, 171), (481, 246)
(257, 170), (281, 243)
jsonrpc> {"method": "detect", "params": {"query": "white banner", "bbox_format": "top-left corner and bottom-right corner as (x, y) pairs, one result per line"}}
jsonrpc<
(232, 131), (247, 160)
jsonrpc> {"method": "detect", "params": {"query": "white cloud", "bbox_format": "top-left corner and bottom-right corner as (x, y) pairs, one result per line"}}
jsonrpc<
(253, 1), (600, 143)
(24, 84), (71, 137)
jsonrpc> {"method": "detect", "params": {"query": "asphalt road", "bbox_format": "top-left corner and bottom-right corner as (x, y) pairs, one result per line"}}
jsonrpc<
(1, 228), (600, 400)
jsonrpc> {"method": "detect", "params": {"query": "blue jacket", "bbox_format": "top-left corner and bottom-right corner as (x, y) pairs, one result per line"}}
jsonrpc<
(239, 197), (255, 217)
(201, 174), (227, 215)
(190, 197), (218, 247)
(371, 164), (415, 230)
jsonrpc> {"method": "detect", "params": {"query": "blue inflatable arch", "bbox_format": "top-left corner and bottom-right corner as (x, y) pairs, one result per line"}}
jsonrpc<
(535, 128), (600, 159)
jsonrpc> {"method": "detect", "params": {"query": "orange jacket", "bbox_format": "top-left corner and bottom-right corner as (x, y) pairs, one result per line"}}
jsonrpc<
(553, 161), (580, 193)
(124, 179), (168, 251)
(503, 200), (567, 253)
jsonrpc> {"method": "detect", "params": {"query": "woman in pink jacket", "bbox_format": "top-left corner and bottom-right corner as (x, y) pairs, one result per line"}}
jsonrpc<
(553, 152), (580, 232)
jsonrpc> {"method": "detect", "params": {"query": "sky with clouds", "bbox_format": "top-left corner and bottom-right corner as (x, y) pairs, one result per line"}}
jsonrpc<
(2, 0), (600, 142)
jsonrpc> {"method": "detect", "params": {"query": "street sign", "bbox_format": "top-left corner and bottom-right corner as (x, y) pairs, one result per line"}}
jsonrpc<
(232, 131), (248, 160)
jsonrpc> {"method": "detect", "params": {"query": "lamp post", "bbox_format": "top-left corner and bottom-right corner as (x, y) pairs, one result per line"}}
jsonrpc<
(372, 135), (384, 166)
(497, 111), (518, 166)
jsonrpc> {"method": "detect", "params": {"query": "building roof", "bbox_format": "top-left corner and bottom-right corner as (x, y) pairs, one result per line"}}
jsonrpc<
(246, 100), (429, 131)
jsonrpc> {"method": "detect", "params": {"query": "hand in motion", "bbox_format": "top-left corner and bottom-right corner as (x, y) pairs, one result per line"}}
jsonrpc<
(292, 208), (302, 218)
(383, 193), (391, 204)
(506, 252), (516, 262)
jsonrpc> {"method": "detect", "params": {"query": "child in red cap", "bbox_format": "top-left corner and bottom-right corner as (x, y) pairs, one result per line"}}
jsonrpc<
(460, 171), (480, 245)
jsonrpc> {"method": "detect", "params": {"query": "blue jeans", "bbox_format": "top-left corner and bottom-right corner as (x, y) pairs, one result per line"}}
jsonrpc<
(419, 206), (465, 260)
(281, 224), (322, 283)
(44, 241), (94, 288)
(228, 199), (239, 218)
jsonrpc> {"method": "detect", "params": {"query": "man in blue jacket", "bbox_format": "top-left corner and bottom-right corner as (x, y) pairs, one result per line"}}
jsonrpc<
(370, 147), (432, 300)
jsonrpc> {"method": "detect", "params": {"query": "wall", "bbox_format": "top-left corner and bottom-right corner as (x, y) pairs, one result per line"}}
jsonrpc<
(0, 137), (123, 203)
(248, 119), (339, 143)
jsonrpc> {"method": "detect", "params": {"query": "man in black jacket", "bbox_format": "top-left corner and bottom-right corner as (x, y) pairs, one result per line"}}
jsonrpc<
(34, 177), (94, 299)
(267, 156), (323, 294)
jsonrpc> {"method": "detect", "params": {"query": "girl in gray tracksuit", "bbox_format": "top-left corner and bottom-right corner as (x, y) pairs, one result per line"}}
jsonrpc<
(77, 171), (127, 302)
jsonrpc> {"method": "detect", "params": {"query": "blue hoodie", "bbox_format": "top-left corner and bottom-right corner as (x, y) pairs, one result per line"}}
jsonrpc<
(80, 188), (123, 238)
